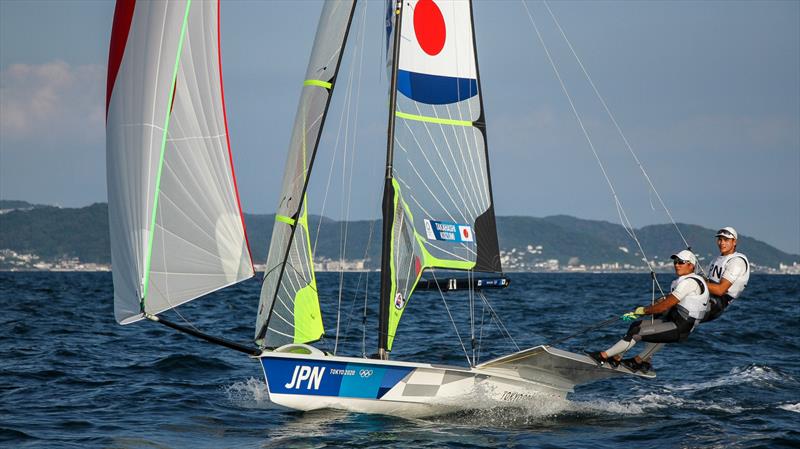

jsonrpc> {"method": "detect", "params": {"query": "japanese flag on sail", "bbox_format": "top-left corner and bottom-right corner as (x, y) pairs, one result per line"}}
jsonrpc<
(458, 225), (474, 242)
(398, 0), (477, 105)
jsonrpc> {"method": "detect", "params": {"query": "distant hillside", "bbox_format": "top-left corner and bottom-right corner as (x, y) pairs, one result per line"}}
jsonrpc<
(1, 202), (797, 270)
(0, 200), (47, 211)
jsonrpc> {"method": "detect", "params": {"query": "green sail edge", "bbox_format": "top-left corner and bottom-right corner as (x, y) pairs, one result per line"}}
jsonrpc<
(386, 179), (476, 351)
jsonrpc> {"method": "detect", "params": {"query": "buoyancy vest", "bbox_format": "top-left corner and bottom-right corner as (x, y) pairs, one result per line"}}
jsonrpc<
(671, 273), (710, 321)
(707, 252), (750, 299)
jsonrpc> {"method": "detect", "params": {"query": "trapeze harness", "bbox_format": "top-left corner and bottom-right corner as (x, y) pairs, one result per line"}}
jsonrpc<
(702, 252), (750, 323)
(623, 273), (709, 344)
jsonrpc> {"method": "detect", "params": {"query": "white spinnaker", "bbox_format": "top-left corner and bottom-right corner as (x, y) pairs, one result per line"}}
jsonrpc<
(255, 1), (356, 347)
(107, 0), (253, 325)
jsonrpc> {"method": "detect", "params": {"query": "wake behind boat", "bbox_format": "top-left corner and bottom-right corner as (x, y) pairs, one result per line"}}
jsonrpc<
(106, 0), (655, 419)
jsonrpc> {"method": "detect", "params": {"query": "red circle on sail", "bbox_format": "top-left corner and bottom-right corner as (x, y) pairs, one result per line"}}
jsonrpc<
(414, 0), (446, 56)
(462, 228), (470, 239)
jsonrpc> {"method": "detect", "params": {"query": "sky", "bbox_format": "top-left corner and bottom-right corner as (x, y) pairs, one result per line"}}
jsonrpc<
(1, 0), (798, 255)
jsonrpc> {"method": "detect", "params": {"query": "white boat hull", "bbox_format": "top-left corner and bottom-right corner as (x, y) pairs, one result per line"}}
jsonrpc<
(256, 346), (588, 418)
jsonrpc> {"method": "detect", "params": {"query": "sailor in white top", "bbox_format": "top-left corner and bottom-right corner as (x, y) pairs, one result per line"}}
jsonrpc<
(701, 226), (750, 323)
(587, 250), (709, 373)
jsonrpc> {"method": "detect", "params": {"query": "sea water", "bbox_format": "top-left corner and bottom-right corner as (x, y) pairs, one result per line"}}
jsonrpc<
(1, 272), (798, 448)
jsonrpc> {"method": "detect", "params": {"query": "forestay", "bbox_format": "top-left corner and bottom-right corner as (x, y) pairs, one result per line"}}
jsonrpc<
(106, 0), (253, 325)
(255, 1), (357, 348)
(382, 0), (502, 351)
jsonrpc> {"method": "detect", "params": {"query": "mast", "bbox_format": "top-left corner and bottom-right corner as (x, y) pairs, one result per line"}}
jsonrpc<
(377, 0), (404, 360)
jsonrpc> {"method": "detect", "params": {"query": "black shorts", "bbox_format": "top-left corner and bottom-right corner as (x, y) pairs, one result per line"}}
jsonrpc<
(701, 295), (732, 323)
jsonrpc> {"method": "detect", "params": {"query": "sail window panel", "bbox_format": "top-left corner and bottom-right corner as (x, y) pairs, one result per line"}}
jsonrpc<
(387, 188), (426, 351)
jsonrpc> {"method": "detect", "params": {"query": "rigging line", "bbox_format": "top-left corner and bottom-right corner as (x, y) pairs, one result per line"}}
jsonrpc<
(478, 291), (519, 351)
(449, 102), (489, 211)
(546, 315), (619, 348)
(542, 0), (696, 260)
(469, 269), (476, 365)
(313, 27), (357, 257)
(521, 0), (663, 287)
(430, 269), (472, 366)
(477, 300), (486, 364)
(335, 3), (370, 354)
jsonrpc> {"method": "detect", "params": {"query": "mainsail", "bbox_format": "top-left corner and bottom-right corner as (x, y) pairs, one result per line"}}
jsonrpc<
(106, 0), (254, 324)
(255, 1), (357, 348)
(379, 0), (501, 352)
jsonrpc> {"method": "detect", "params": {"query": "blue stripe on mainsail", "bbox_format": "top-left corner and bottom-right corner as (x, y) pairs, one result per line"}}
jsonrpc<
(397, 70), (477, 105)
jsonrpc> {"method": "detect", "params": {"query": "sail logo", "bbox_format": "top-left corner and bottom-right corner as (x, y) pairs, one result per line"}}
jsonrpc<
(284, 365), (325, 390)
(424, 219), (474, 243)
(398, 0), (477, 104)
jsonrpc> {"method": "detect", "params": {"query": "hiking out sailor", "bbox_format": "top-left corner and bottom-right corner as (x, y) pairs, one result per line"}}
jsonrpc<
(701, 226), (750, 323)
(587, 250), (709, 373)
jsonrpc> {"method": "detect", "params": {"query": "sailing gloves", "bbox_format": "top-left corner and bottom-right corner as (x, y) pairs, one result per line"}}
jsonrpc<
(621, 306), (648, 322)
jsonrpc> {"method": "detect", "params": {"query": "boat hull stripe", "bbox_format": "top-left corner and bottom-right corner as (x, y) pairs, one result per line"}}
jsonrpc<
(261, 357), (413, 399)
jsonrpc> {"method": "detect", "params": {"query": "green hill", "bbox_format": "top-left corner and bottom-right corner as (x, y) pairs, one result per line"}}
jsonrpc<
(1, 202), (797, 270)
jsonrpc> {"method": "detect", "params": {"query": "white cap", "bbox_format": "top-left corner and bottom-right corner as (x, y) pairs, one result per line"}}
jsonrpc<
(715, 226), (738, 240)
(670, 250), (698, 266)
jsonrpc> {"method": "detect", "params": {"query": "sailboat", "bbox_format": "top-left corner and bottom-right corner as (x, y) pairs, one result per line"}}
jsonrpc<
(107, 0), (652, 419)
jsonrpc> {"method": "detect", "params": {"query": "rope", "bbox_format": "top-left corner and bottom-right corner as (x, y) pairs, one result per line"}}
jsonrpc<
(332, 3), (370, 355)
(521, 0), (667, 297)
(546, 315), (619, 347)
(540, 0), (703, 276)
(478, 291), (520, 352)
(430, 269), (472, 365)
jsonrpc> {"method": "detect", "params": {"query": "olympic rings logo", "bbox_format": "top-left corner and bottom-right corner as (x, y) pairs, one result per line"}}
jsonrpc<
(359, 369), (373, 378)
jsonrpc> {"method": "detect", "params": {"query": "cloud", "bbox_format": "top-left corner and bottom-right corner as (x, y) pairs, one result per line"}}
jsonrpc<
(0, 60), (104, 145)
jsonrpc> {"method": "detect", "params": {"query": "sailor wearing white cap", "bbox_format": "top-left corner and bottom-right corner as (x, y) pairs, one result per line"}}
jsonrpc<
(702, 226), (750, 323)
(587, 249), (709, 373)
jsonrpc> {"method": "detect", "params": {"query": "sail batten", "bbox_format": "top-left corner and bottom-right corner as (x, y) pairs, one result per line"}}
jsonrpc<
(107, 0), (254, 324)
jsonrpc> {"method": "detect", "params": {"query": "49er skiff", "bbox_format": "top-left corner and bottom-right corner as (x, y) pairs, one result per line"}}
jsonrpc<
(106, 0), (652, 419)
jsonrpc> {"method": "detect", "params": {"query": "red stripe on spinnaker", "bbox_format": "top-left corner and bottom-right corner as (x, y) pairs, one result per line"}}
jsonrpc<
(216, 0), (255, 270)
(106, 0), (136, 118)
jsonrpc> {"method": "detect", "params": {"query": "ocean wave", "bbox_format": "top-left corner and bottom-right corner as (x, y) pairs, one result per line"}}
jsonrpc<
(778, 402), (800, 413)
(663, 364), (795, 392)
(634, 392), (745, 414)
(146, 354), (235, 373)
